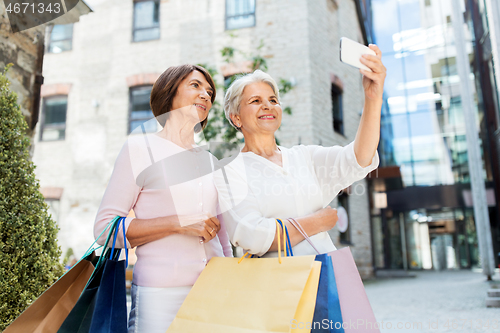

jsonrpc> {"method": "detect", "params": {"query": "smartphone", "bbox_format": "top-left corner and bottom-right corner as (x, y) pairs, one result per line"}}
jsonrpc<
(340, 37), (376, 72)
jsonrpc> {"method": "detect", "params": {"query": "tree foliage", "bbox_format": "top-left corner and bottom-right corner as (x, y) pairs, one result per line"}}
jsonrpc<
(0, 65), (63, 330)
(201, 39), (294, 158)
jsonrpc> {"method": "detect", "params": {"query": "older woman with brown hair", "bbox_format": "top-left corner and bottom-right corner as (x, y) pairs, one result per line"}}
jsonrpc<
(215, 45), (386, 257)
(94, 64), (232, 332)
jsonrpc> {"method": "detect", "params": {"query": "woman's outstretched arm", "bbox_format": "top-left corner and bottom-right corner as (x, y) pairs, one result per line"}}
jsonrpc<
(353, 44), (386, 167)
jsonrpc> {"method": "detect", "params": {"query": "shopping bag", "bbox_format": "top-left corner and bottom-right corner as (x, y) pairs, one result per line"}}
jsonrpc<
(311, 254), (344, 333)
(57, 258), (106, 333)
(58, 216), (128, 333)
(167, 220), (321, 333)
(328, 247), (379, 333)
(3, 253), (95, 333)
(287, 218), (379, 332)
(88, 248), (127, 332)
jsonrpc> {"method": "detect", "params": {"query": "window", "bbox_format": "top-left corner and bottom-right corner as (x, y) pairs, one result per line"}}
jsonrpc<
(332, 84), (343, 135)
(48, 24), (73, 53)
(129, 86), (157, 134)
(338, 193), (351, 244)
(226, 0), (256, 30)
(133, 0), (160, 42)
(40, 96), (67, 141)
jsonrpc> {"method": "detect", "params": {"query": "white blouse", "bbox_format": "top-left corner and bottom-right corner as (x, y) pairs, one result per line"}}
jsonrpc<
(213, 141), (379, 257)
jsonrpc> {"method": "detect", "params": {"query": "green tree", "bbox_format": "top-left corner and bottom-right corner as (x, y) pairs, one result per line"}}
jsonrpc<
(0, 65), (63, 330)
(201, 39), (294, 159)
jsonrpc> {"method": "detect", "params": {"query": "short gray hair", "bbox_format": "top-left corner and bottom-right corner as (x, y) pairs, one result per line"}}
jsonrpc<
(224, 70), (280, 131)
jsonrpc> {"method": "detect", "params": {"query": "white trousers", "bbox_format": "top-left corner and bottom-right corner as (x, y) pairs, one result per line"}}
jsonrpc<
(127, 284), (192, 333)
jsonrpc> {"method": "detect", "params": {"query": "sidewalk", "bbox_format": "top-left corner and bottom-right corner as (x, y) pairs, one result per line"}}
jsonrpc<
(364, 269), (500, 333)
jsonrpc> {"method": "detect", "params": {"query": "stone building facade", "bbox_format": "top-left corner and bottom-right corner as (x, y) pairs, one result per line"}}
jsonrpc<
(33, 0), (377, 278)
(0, 1), (92, 137)
(0, 5), (45, 136)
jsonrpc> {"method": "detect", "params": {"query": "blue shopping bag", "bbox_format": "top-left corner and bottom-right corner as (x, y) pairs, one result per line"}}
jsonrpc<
(58, 216), (128, 333)
(89, 218), (128, 333)
(275, 219), (344, 332)
(312, 254), (344, 333)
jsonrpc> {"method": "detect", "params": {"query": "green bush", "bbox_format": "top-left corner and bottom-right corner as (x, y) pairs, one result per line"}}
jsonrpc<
(0, 66), (63, 330)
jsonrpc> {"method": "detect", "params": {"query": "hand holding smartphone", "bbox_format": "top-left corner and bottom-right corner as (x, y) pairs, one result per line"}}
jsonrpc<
(339, 37), (376, 72)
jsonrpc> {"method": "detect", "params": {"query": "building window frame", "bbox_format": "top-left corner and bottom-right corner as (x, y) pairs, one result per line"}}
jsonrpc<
(332, 83), (344, 135)
(132, 0), (161, 42)
(225, 0), (256, 30)
(128, 85), (157, 134)
(39, 95), (68, 141)
(47, 24), (73, 53)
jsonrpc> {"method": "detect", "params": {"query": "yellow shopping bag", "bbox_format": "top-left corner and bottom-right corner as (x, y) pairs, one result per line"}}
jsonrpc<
(167, 221), (321, 333)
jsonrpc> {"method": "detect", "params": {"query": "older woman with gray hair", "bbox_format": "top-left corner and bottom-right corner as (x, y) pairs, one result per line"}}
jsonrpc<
(214, 45), (386, 256)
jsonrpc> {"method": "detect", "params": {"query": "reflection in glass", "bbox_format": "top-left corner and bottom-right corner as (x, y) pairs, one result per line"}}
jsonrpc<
(372, 0), (400, 53)
(372, 0), (483, 187)
(370, 0), (488, 272)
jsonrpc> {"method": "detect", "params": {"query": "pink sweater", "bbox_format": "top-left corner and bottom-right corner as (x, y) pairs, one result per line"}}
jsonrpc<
(94, 134), (233, 288)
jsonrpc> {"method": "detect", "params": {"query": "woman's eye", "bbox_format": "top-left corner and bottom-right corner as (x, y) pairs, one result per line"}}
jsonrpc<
(251, 99), (259, 103)
(191, 82), (199, 88)
(271, 99), (278, 103)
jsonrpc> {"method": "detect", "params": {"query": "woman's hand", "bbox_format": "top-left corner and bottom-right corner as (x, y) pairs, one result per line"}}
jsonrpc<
(268, 207), (338, 252)
(178, 216), (221, 243)
(312, 206), (338, 232)
(359, 44), (386, 102)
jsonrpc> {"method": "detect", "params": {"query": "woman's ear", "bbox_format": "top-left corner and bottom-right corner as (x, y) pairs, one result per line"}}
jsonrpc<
(230, 114), (240, 128)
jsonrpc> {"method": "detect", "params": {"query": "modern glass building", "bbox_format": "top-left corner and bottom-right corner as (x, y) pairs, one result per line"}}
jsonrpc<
(365, 0), (500, 270)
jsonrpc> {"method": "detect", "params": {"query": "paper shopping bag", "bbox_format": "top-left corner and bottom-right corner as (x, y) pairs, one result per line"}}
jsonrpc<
(328, 247), (380, 333)
(167, 255), (321, 333)
(57, 260), (104, 333)
(4, 254), (95, 333)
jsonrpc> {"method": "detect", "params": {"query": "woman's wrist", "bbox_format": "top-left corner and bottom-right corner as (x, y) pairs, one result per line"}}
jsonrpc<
(165, 216), (182, 234)
(364, 97), (383, 109)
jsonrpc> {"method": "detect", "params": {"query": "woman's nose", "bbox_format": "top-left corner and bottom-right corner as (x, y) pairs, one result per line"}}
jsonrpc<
(200, 90), (210, 100)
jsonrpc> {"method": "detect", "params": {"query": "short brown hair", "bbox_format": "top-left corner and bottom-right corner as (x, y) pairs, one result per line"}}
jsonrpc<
(150, 64), (216, 131)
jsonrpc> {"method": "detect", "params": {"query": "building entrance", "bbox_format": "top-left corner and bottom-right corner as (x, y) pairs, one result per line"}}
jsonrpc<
(374, 208), (480, 270)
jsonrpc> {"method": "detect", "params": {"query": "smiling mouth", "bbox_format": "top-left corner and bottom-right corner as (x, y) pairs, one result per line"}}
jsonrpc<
(258, 115), (275, 119)
(194, 104), (206, 110)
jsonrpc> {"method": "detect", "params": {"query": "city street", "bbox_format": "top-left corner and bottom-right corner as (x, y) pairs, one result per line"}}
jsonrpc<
(365, 270), (500, 333)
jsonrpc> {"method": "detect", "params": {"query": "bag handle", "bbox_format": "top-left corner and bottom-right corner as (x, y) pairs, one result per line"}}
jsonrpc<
(275, 219), (283, 263)
(276, 219), (293, 256)
(111, 217), (129, 267)
(238, 219), (291, 264)
(288, 217), (321, 255)
(83, 216), (121, 259)
(59, 217), (118, 279)
(93, 216), (128, 272)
